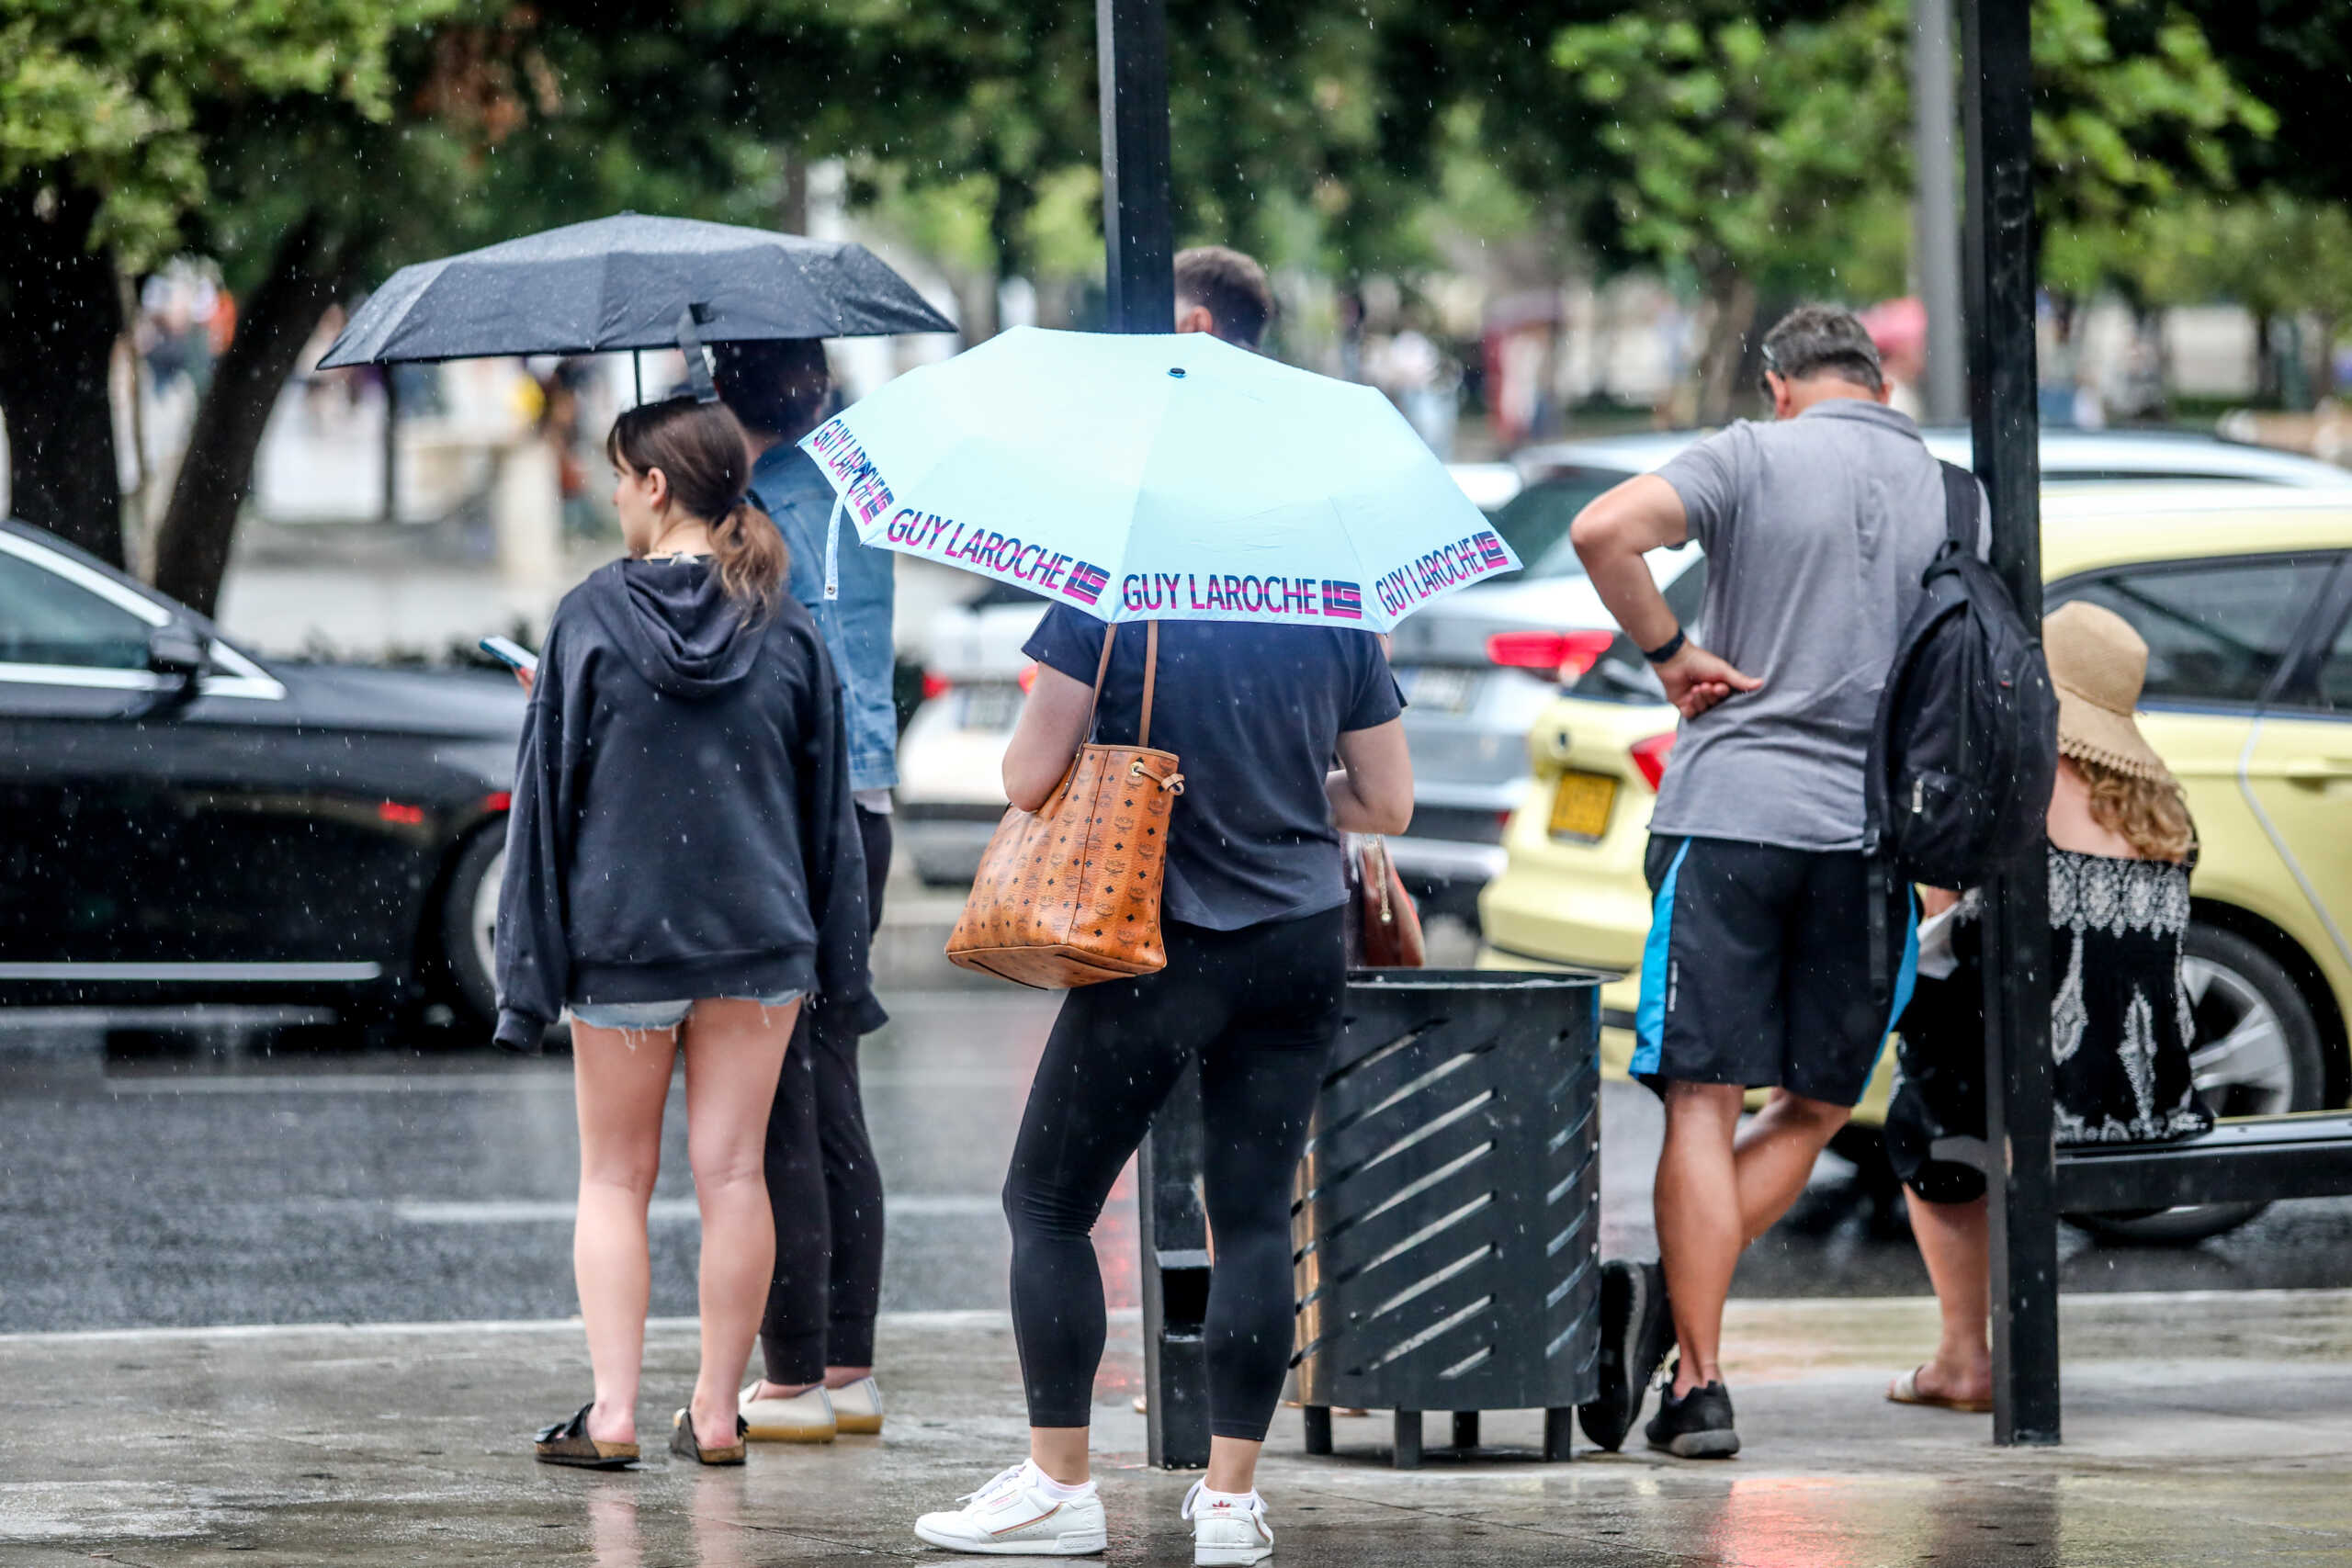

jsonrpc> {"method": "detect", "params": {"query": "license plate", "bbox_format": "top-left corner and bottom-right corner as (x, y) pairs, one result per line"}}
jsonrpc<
(959, 684), (1022, 731)
(1548, 771), (1618, 840)
(1398, 665), (1479, 714)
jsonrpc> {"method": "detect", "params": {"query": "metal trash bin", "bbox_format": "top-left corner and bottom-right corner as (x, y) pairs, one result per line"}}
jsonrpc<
(1293, 968), (1603, 1467)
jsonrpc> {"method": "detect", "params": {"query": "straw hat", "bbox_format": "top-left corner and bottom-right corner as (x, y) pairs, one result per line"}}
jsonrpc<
(2044, 601), (2167, 780)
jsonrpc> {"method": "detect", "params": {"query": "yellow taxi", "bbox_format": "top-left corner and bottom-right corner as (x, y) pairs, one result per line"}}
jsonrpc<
(1477, 485), (2352, 1235)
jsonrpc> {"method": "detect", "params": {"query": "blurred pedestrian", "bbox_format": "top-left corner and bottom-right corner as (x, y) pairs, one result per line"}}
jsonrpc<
(1885, 603), (2211, 1414)
(713, 339), (897, 1444)
(1173, 244), (1275, 349)
(910, 602), (1413, 1558)
(1567, 304), (1976, 1461)
(497, 395), (878, 1469)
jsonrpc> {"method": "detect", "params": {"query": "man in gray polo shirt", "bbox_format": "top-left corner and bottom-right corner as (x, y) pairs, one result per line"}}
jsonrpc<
(1567, 305), (1952, 1461)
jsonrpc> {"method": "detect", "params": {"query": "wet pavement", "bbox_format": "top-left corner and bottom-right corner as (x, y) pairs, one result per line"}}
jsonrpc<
(6, 974), (2352, 1332)
(2, 1292), (2348, 1563)
(7, 898), (2352, 1562)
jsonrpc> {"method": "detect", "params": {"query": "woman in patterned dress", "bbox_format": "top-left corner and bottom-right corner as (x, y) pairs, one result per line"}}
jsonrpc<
(1883, 601), (2212, 1413)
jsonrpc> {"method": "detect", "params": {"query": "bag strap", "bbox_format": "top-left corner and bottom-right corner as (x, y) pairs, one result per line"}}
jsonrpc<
(1080, 621), (1160, 749)
(1138, 621), (1159, 750)
(1938, 460), (1981, 554)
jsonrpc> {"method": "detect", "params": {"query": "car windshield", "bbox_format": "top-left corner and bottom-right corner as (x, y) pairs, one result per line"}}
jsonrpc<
(1489, 467), (1631, 580)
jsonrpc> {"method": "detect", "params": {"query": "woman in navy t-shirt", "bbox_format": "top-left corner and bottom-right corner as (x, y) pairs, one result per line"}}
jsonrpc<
(913, 608), (1412, 1560)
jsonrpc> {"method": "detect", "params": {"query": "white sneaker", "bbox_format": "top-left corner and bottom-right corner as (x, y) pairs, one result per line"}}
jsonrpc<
(913, 1461), (1106, 1556)
(829, 1375), (884, 1435)
(738, 1382), (837, 1443)
(1184, 1482), (1273, 1566)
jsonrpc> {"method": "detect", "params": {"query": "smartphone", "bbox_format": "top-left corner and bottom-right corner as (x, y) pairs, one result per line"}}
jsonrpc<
(479, 635), (540, 674)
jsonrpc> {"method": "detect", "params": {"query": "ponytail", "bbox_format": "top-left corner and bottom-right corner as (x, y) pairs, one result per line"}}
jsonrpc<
(710, 495), (789, 616)
(607, 395), (790, 617)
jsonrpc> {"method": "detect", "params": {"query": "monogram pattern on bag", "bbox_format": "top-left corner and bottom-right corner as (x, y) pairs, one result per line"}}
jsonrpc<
(946, 742), (1181, 987)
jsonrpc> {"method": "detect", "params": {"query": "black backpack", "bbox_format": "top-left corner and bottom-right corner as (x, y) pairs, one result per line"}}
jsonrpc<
(1864, 461), (2058, 893)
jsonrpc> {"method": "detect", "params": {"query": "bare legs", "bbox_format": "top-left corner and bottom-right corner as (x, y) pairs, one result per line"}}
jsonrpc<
(571, 998), (799, 1450)
(1654, 1083), (1852, 1395)
(1901, 1190), (1992, 1404)
(573, 1021), (674, 1448)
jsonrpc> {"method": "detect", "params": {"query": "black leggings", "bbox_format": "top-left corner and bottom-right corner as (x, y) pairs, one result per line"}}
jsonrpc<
(761, 807), (890, 1382)
(1003, 907), (1343, 1440)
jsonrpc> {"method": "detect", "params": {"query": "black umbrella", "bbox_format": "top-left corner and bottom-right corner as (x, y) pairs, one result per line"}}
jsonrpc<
(315, 213), (956, 398)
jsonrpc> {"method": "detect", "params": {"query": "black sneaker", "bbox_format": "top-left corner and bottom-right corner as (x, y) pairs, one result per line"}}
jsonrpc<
(1645, 1378), (1739, 1459)
(1577, 1258), (1675, 1452)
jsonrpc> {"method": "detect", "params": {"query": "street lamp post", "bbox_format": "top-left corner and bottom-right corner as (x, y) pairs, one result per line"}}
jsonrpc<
(1959, 0), (2061, 1446)
(1097, 0), (1213, 1472)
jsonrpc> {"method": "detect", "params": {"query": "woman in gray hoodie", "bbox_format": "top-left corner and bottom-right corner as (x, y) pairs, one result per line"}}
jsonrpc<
(500, 396), (879, 1469)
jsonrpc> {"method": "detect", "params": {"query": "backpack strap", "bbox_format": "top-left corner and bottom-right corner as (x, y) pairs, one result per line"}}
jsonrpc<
(1939, 460), (1982, 555)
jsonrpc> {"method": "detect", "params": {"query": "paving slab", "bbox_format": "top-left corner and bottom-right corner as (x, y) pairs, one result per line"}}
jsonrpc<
(2, 1291), (2347, 1565)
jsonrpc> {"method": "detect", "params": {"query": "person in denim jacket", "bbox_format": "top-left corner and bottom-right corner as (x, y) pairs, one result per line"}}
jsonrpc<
(715, 338), (897, 1445)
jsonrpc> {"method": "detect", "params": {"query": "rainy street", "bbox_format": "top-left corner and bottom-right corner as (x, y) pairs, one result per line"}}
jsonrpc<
(14, 0), (2352, 1558)
(8, 908), (2352, 1335)
(7, 921), (2352, 1564)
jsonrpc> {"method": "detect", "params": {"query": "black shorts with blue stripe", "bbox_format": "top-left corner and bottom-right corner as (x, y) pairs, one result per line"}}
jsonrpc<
(1634, 834), (1918, 1108)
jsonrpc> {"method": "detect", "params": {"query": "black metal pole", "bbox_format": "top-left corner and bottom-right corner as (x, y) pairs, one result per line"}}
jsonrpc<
(1959, 0), (2060, 1447)
(1099, 0), (1175, 336)
(1097, 0), (1207, 1472)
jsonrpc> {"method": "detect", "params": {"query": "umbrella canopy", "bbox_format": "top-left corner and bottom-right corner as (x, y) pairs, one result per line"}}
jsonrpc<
(316, 214), (954, 369)
(798, 327), (1518, 632)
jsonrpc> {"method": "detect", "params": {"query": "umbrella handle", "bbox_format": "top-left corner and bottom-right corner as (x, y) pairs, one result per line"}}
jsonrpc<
(823, 491), (844, 602)
(676, 304), (718, 404)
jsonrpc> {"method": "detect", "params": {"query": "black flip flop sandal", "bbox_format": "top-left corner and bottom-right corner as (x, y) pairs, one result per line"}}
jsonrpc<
(535, 1403), (639, 1469)
(670, 1406), (749, 1466)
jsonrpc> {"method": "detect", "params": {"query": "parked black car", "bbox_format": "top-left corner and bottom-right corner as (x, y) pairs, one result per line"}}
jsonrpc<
(0, 520), (523, 1032)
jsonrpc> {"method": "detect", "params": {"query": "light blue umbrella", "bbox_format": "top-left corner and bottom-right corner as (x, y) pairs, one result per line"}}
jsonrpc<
(799, 326), (1518, 630)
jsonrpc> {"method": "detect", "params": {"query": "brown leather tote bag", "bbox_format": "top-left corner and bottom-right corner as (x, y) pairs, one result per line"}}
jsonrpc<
(945, 622), (1186, 987)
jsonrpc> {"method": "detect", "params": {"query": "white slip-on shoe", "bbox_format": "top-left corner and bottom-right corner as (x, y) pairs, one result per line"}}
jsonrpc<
(1183, 1481), (1274, 1566)
(738, 1382), (837, 1443)
(913, 1461), (1107, 1557)
(829, 1375), (884, 1436)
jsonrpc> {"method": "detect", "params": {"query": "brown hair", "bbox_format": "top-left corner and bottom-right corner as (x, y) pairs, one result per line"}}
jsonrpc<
(2076, 755), (2196, 863)
(605, 396), (787, 615)
(1174, 245), (1275, 349)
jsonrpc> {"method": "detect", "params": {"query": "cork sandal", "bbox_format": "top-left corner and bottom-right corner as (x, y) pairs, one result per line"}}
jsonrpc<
(534, 1403), (639, 1469)
(670, 1407), (749, 1466)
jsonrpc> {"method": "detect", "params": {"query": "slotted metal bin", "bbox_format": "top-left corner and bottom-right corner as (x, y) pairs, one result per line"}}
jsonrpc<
(1293, 968), (1603, 1467)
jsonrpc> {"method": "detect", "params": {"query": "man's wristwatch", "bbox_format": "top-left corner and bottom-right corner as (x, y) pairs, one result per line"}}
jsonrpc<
(1642, 626), (1688, 664)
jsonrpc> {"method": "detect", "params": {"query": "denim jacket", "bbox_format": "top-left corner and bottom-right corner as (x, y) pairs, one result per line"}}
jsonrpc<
(750, 444), (899, 793)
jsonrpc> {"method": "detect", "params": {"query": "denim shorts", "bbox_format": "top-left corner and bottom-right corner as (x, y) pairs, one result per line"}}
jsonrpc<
(567, 992), (804, 1032)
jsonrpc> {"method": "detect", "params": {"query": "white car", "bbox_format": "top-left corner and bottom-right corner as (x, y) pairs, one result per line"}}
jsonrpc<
(896, 463), (1524, 886)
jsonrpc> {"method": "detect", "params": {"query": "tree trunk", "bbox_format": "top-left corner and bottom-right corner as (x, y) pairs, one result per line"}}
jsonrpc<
(152, 215), (349, 616)
(1694, 271), (1759, 426)
(0, 179), (125, 564)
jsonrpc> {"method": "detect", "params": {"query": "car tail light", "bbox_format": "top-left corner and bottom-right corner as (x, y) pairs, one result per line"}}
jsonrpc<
(1630, 731), (1678, 792)
(482, 792), (512, 813)
(378, 800), (426, 826)
(1486, 628), (1617, 681)
(1018, 662), (1039, 694)
(921, 671), (954, 702)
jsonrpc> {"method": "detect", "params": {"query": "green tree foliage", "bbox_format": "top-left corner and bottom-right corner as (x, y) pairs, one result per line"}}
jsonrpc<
(1548, 0), (2273, 417)
(0, 0), (459, 263)
(0, 0), (459, 565)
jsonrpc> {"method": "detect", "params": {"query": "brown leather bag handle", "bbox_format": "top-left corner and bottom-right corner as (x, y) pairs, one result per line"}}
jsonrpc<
(1138, 621), (1159, 750)
(1080, 621), (1159, 749)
